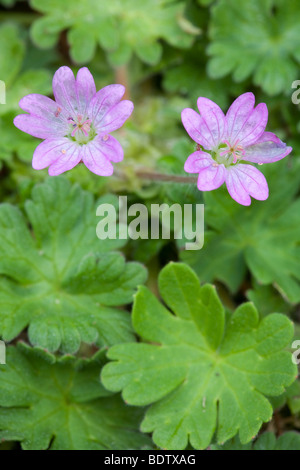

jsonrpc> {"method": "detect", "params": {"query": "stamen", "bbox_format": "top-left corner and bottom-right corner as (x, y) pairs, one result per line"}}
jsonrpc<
(69, 115), (92, 137)
(81, 120), (92, 136)
(219, 139), (245, 164)
(232, 153), (237, 164)
(236, 145), (246, 156)
(66, 114), (96, 144)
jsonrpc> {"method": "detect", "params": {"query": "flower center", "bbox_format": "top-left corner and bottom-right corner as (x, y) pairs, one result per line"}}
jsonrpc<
(67, 114), (96, 145)
(215, 139), (245, 166)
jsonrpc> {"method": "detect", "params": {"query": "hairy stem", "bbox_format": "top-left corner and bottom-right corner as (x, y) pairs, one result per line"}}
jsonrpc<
(115, 169), (197, 184)
(135, 170), (197, 184)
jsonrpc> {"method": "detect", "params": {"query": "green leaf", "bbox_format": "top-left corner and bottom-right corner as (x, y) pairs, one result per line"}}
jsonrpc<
(0, 23), (52, 135)
(0, 177), (147, 352)
(247, 283), (291, 317)
(0, 112), (39, 162)
(197, 0), (214, 5)
(30, 15), (69, 49)
(254, 432), (300, 450)
(0, 343), (151, 450)
(208, 0), (300, 95)
(0, 23), (25, 87)
(286, 380), (300, 414)
(212, 432), (300, 450)
(0, 21), (52, 108)
(159, 264), (224, 349)
(181, 161), (300, 304)
(97, 16), (120, 51)
(0, 23), (52, 166)
(0, 69), (52, 116)
(108, 42), (133, 67)
(0, 0), (18, 6)
(101, 262), (296, 450)
(162, 44), (243, 109)
(30, 0), (195, 65)
(68, 26), (97, 64)
(135, 42), (163, 66)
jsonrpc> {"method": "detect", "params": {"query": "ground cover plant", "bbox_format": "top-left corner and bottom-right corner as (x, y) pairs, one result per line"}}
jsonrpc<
(0, 0), (300, 451)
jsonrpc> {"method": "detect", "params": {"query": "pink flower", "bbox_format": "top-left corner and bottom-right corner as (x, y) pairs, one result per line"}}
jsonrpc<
(14, 66), (134, 176)
(182, 93), (292, 205)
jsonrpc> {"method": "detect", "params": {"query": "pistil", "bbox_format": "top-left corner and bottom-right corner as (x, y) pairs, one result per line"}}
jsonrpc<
(68, 115), (92, 137)
(219, 139), (245, 164)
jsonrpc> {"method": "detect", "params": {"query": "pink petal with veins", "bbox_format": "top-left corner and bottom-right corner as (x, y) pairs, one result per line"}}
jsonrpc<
(197, 97), (226, 147)
(226, 164), (269, 206)
(181, 108), (218, 150)
(184, 151), (215, 173)
(197, 163), (227, 191)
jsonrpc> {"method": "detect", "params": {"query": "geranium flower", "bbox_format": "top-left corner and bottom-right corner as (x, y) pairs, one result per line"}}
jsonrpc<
(14, 66), (133, 176)
(182, 93), (292, 205)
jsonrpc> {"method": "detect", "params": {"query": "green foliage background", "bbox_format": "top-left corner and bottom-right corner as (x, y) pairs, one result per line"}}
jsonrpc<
(0, 0), (300, 450)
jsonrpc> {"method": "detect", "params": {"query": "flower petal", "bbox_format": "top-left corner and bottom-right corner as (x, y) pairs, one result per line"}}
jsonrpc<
(48, 143), (82, 176)
(181, 108), (216, 149)
(226, 92), (255, 141)
(52, 66), (77, 117)
(244, 132), (292, 163)
(18, 93), (68, 120)
(184, 151), (215, 173)
(95, 100), (134, 134)
(81, 140), (116, 176)
(255, 131), (283, 145)
(236, 103), (268, 147)
(184, 151), (226, 190)
(32, 137), (75, 170)
(197, 97), (226, 147)
(226, 164), (269, 206)
(87, 84), (126, 126)
(75, 67), (96, 115)
(33, 141), (81, 176)
(53, 66), (96, 117)
(197, 163), (227, 191)
(95, 135), (124, 162)
(14, 114), (66, 140)
(226, 92), (268, 147)
(14, 94), (69, 139)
